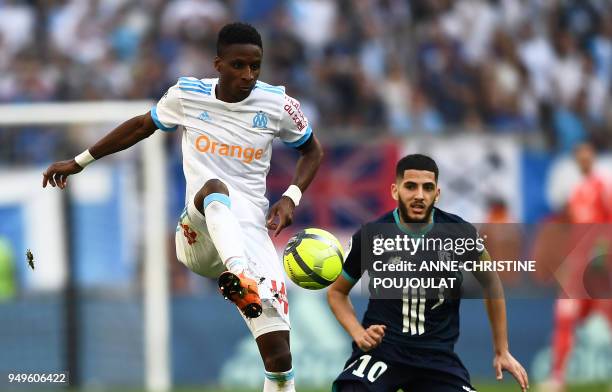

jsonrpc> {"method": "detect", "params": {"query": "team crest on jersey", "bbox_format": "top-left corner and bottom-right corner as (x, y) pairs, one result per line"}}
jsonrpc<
(252, 111), (268, 129)
(198, 111), (211, 122)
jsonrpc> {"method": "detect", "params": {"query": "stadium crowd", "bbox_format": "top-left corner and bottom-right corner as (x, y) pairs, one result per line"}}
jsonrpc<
(1, 0), (612, 164)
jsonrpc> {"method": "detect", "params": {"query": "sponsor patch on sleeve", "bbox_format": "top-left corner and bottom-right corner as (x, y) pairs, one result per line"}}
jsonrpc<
(283, 96), (309, 132)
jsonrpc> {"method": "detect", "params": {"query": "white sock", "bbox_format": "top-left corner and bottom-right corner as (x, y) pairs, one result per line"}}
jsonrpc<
(263, 368), (295, 392)
(203, 193), (247, 275)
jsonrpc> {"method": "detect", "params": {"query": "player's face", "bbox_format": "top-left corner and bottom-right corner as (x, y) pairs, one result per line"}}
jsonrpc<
(214, 44), (262, 102)
(574, 143), (595, 175)
(392, 170), (439, 223)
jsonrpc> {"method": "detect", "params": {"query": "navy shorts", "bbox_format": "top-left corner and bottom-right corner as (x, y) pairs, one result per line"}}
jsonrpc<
(332, 349), (476, 392)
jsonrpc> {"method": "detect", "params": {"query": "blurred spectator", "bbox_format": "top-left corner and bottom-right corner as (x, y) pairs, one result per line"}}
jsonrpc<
(551, 31), (584, 108)
(264, 7), (308, 89)
(590, 13), (612, 89)
(289, 0), (336, 50)
(0, 0), (34, 67)
(553, 89), (588, 153)
(160, 0), (227, 40)
(440, 0), (497, 65)
(480, 29), (528, 131)
(517, 21), (556, 102)
(582, 53), (609, 124)
(418, 20), (476, 125)
(409, 88), (444, 135)
(381, 59), (412, 133)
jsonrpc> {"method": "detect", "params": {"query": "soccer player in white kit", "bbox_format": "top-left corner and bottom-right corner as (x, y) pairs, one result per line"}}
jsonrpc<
(42, 23), (324, 392)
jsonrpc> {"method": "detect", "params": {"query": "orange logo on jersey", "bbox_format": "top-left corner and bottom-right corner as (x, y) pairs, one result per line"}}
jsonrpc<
(195, 134), (264, 164)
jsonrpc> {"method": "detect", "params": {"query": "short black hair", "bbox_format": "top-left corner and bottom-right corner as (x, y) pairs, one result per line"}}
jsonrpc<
(217, 22), (263, 56)
(396, 154), (439, 182)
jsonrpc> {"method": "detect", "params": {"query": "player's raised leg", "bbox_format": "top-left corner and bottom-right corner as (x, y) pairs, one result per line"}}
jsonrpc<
(194, 178), (247, 273)
(257, 330), (295, 392)
(194, 178), (262, 318)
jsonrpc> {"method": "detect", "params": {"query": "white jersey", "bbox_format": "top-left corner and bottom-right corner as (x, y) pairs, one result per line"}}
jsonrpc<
(152, 77), (312, 226)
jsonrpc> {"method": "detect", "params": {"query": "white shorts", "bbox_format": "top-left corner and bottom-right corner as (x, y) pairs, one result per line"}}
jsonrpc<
(175, 198), (290, 338)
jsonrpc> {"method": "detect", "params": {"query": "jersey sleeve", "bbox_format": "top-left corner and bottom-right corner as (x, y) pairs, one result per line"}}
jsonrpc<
(278, 94), (313, 148)
(342, 228), (363, 284)
(151, 83), (183, 132)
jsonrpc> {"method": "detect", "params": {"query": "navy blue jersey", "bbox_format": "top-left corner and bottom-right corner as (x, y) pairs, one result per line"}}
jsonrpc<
(342, 208), (482, 355)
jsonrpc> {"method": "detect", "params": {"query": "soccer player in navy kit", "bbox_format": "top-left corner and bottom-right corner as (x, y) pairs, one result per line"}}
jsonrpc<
(328, 154), (529, 392)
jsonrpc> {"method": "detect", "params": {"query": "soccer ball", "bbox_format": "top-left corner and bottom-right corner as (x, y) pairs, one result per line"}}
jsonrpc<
(283, 228), (344, 290)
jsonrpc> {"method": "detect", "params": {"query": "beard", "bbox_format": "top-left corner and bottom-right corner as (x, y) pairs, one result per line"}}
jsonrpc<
(398, 200), (435, 224)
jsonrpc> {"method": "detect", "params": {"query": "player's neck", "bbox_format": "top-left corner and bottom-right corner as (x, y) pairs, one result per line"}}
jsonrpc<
(395, 208), (435, 235)
(215, 84), (245, 103)
(400, 216), (433, 227)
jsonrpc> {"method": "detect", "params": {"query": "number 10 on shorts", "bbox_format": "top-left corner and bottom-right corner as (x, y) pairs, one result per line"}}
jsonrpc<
(345, 355), (388, 383)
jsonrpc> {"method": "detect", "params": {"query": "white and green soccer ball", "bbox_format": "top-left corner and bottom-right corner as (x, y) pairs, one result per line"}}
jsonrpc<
(283, 228), (344, 290)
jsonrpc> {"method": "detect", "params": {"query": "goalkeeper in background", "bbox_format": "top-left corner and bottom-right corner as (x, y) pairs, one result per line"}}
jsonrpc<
(543, 141), (612, 392)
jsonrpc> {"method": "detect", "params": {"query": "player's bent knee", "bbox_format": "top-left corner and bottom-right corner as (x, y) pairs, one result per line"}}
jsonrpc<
(194, 179), (229, 214)
(200, 178), (229, 196)
(263, 350), (292, 373)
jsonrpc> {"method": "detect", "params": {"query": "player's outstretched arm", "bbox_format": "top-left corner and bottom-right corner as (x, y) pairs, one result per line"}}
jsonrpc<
(266, 134), (323, 236)
(473, 250), (530, 391)
(327, 275), (386, 352)
(290, 133), (324, 192)
(42, 112), (158, 189)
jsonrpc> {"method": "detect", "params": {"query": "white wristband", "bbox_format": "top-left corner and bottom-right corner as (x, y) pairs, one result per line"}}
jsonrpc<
(75, 149), (96, 168)
(282, 185), (302, 207)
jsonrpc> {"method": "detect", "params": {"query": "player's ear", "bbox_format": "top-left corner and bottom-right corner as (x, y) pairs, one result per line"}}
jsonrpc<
(214, 56), (222, 73)
(391, 183), (399, 201)
(435, 187), (440, 203)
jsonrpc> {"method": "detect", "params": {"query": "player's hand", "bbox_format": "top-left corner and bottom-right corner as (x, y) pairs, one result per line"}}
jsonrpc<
(266, 196), (295, 237)
(493, 351), (529, 391)
(353, 325), (386, 352)
(42, 159), (83, 189)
